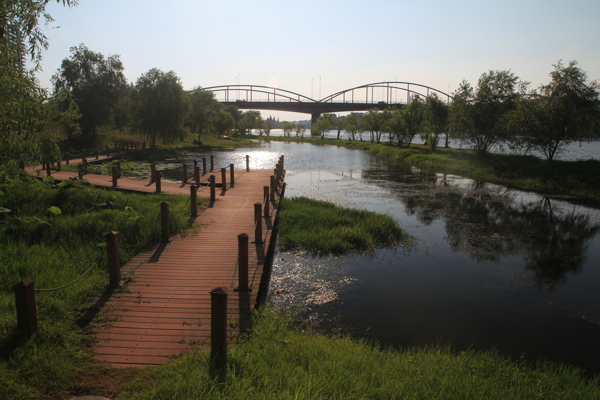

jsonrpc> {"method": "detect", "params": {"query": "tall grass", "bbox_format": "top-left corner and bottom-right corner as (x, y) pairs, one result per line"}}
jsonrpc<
(0, 166), (202, 399)
(277, 197), (409, 255)
(118, 306), (600, 400)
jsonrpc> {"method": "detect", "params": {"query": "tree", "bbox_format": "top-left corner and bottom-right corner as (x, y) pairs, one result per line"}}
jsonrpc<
(1, 0), (78, 69)
(510, 61), (600, 161)
(237, 110), (262, 135)
(342, 112), (361, 141)
(52, 44), (127, 144)
(295, 123), (306, 138)
(261, 119), (273, 136)
(363, 108), (384, 143)
(282, 121), (294, 137)
(422, 93), (449, 152)
(213, 109), (235, 138)
(132, 68), (189, 147)
(449, 70), (524, 157)
(399, 96), (424, 147)
(187, 87), (221, 139)
(1, 0), (78, 164)
(311, 113), (334, 139)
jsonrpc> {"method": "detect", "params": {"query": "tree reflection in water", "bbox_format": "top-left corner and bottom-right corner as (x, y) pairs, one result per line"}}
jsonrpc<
(365, 166), (600, 290)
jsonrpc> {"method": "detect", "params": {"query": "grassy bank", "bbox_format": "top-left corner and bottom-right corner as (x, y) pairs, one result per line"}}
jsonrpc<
(0, 167), (205, 399)
(277, 196), (410, 255)
(262, 136), (600, 204)
(118, 306), (600, 400)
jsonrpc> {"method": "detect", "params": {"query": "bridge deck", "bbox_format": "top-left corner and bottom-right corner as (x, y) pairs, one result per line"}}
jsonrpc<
(27, 158), (281, 367)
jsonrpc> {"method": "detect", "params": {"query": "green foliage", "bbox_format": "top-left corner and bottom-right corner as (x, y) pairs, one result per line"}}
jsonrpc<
(422, 93), (449, 151)
(52, 44), (127, 144)
(311, 113), (334, 139)
(278, 196), (408, 255)
(132, 68), (190, 147)
(187, 87), (221, 137)
(118, 306), (600, 400)
(237, 110), (263, 135)
(0, 166), (195, 398)
(510, 61), (600, 161)
(281, 121), (295, 137)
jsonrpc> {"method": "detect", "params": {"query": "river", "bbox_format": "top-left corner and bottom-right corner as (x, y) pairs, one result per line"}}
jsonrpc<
(174, 139), (600, 375)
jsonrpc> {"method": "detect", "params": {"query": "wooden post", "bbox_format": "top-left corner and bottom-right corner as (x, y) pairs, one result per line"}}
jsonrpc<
(274, 168), (279, 186)
(254, 202), (263, 244)
(182, 163), (188, 183)
(66, 151), (70, 165)
(220, 168), (227, 190)
(112, 166), (119, 188)
(81, 149), (86, 160)
(150, 163), (156, 183)
(246, 155), (250, 172)
(229, 163), (235, 188)
(210, 155), (214, 172)
(161, 201), (170, 242)
(280, 155), (285, 170)
(210, 175), (216, 202)
(270, 175), (276, 201)
(209, 287), (228, 379)
(56, 159), (61, 171)
(106, 145), (110, 157)
(236, 234), (250, 291)
(82, 158), (88, 174)
(155, 170), (161, 193)
(77, 163), (84, 179)
(105, 231), (120, 286)
(194, 159), (198, 172)
(190, 185), (198, 217)
(281, 182), (287, 199)
(116, 161), (121, 178)
(203, 157), (207, 175)
(95, 147), (99, 160)
(12, 280), (37, 336)
(194, 165), (200, 183)
(264, 186), (270, 218)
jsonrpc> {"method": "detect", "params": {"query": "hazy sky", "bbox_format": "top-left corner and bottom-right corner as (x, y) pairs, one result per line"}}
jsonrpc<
(35, 0), (600, 120)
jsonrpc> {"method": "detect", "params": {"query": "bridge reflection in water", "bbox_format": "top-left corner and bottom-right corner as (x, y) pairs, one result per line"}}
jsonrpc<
(204, 82), (452, 124)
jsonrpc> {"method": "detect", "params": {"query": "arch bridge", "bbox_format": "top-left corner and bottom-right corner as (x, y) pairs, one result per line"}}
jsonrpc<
(204, 82), (452, 124)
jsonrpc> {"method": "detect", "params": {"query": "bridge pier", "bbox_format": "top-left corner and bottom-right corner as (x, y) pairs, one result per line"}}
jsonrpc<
(311, 112), (321, 127)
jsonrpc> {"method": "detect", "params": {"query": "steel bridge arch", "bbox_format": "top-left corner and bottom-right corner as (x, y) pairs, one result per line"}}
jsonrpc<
(203, 85), (317, 103)
(320, 81), (453, 104)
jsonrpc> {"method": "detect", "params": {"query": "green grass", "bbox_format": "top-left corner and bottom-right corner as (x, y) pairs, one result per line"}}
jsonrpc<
(277, 196), (409, 255)
(261, 137), (600, 204)
(117, 306), (600, 400)
(0, 166), (205, 399)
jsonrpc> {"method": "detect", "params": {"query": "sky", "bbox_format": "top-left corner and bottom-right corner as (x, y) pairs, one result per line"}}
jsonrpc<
(34, 0), (600, 121)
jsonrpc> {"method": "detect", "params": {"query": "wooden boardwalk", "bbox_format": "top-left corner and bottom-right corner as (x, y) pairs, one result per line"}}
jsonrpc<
(27, 156), (282, 367)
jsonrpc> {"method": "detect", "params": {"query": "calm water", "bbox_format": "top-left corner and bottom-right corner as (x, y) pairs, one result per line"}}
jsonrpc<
(178, 141), (600, 374)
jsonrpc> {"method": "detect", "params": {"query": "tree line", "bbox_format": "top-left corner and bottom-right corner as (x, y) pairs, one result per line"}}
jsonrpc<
(311, 63), (600, 161)
(2, 1), (599, 164)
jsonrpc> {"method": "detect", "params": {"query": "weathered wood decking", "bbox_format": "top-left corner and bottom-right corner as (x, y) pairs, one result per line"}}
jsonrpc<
(26, 156), (282, 367)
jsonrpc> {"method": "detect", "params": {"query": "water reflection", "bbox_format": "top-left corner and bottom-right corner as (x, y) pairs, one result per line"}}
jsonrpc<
(363, 165), (600, 290)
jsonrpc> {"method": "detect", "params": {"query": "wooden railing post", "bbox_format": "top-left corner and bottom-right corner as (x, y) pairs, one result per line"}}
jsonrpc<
(236, 234), (250, 291)
(116, 161), (121, 178)
(281, 182), (287, 199)
(210, 155), (214, 172)
(270, 175), (276, 201)
(82, 158), (88, 174)
(203, 157), (207, 175)
(155, 170), (161, 193)
(220, 168), (227, 190)
(161, 201), (170, 242)
(77, 163), (84, 179)
(194, 165), (200, 183)
(112, 166), (119, 188)
(230, 163), (235, 188)
(210, 287), (228, 380)
(263, 186), (270, 218)
(81, 149), (86, 160)
(254, 202), (263, 244)
(66, 151), (71, 165)
(12, 280), (37, 336)
(106, 145), (110, 158)
(150, 163), (156, 183)
(105, 231), (120, 286)
(210, 175), (216, 202)
(190, 185), (198, 217)
(95, 147), (99, 160)
(246, 154), (250, 172)
(57, 159), (61, 171)
(182, 163), (188, 183)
